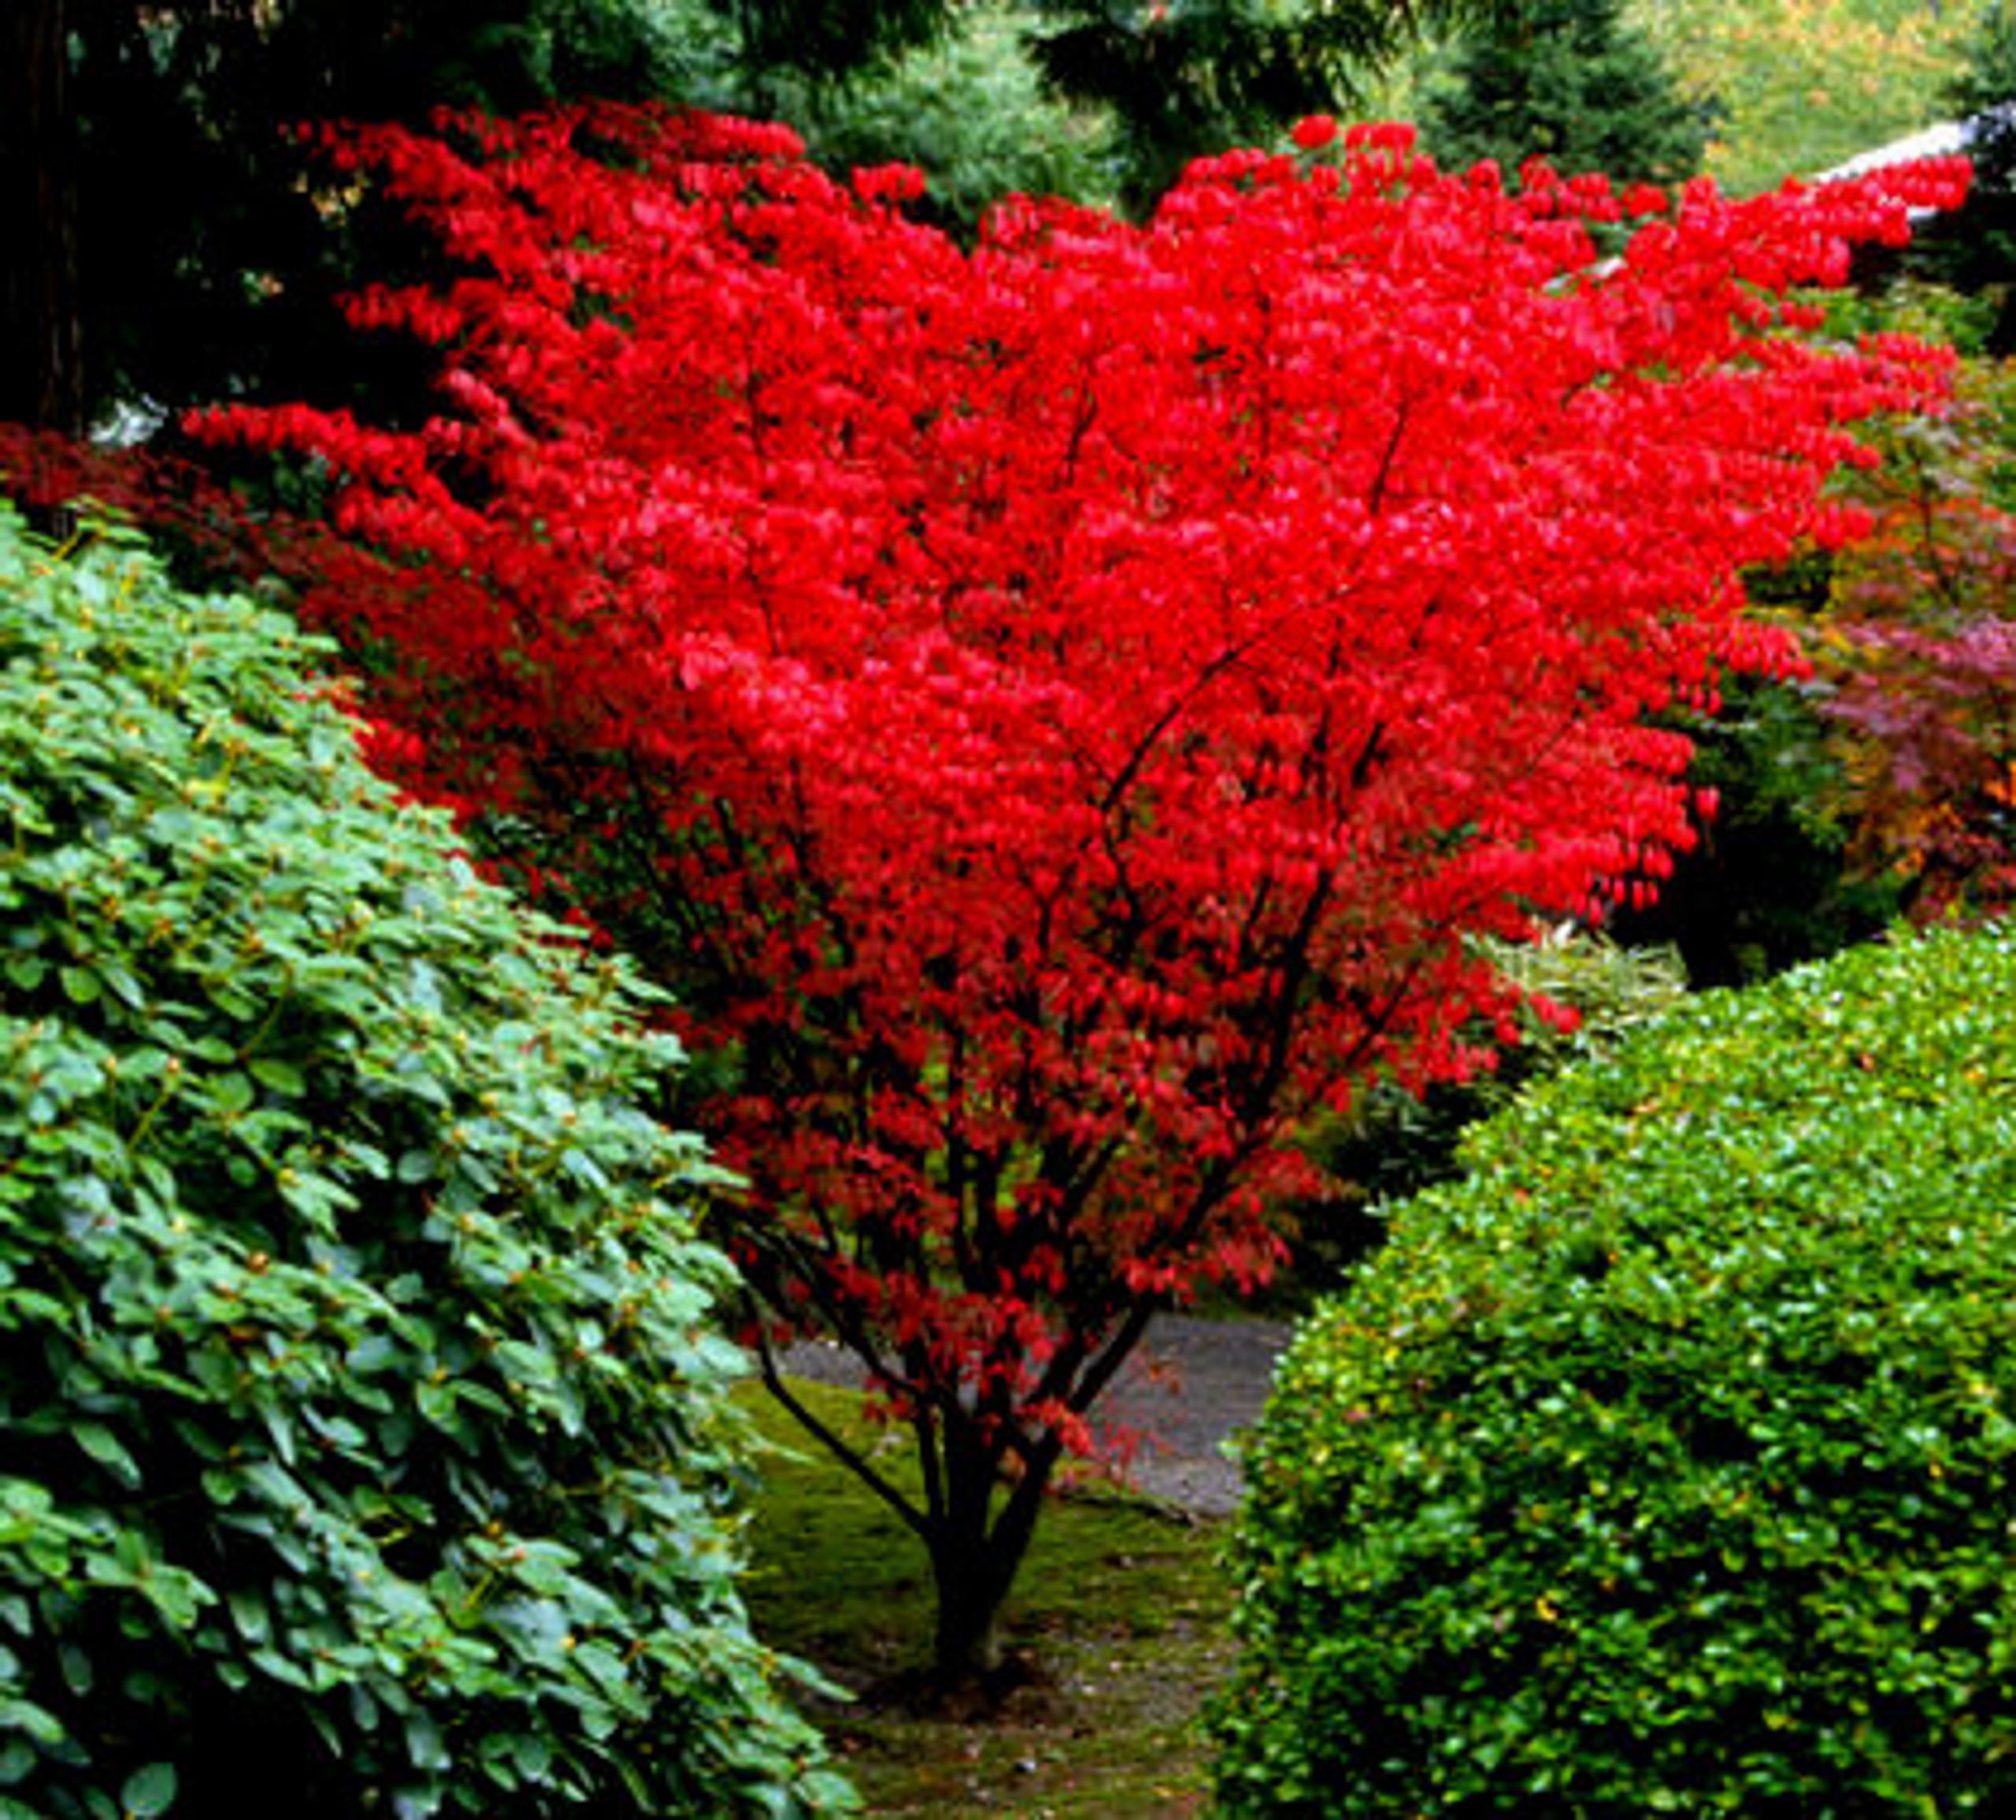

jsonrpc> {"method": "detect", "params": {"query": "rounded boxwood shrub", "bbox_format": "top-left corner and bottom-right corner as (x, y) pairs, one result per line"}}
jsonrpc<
(1213, 924), (2016, 1816)
(0, 505), (853, 1818)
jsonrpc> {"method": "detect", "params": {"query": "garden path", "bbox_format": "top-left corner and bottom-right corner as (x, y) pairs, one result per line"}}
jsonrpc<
(780, 1313), (1294, 1518)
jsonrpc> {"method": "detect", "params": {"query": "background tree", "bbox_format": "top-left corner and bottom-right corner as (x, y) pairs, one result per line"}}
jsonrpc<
(3, 0), (1551, 428)
(1630, 0), (1978, 195)
(1025, 0), (1492, 213)
(1603, 674), (1905, 984)
(180, 106), (1963, 1681)
(1817, 347), (2016, 917)
(736, 6), (1121, 234)
(1421, 0), (1707, 186)
(1614, 283), (2016, 977)
(721, 0), (949, 85)
(0, 2), (80, 433)
(1914, 0), (2016, 352)
(1947, 0), (2016, 183)
(0, 0), (964, 436)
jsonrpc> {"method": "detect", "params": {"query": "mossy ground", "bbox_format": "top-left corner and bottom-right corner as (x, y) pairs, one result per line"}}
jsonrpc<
(738, 1379), (1235, 1818)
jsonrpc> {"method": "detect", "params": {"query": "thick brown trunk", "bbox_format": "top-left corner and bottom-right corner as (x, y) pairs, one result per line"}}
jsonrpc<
(1, 0), (83, 435)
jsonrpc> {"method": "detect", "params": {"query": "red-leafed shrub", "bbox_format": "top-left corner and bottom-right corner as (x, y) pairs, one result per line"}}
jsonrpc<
(162, 105), (1964, 1675)
(1819, 349), (2016, 917)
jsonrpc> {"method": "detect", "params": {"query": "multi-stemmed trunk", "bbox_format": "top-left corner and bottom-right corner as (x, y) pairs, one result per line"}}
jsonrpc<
(922, 1444), (1051, 1681)
(755, 1286), (1173, 1688)
(757, 1340), (1077, 1687)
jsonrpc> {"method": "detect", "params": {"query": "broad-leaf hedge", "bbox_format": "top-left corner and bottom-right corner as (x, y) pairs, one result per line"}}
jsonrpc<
(0, 505), (852, 1818)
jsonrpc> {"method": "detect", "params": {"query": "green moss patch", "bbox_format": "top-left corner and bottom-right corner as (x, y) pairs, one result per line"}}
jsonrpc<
(739, 1377), (1232, 1817)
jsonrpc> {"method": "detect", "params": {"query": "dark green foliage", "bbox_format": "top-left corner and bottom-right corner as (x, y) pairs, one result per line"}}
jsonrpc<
(759, 8), (1118, 235)
(1610, 676), (1904, 986)
(711, 0), (950, 80)
(14, 0), (1455, 419)
(0, 2), (80, 433)
(1869, 3), (2014, 354)
(1214, 925), (2016, 1815)
(1947, 0), (2014, 199)
(1925, 0), (2016, 353)
(1421, 0), (1708, 186)
(1027, 0), (1484, 214)
(1027, 0), (1343, 213)
(44, 0), (958, 427)
(69, 1), (571, 424)
(0, 506), (852, 1818)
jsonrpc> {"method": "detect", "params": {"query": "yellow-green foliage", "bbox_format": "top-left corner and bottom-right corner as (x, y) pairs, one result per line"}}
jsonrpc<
(1632, 0), (1977, 192)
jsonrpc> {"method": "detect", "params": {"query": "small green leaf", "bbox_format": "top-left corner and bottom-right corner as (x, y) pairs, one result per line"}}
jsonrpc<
(120, 1760), (178, 1818)
(248, 1057), (307, 1097)
(0, 1737), (34, 1787)
(74, 1422), (141, 1489)
(96, 962), (145, 1009)
(57, 1642), (92, 1698)
(405, 1711), (450, 1774)
(228, 1586), (270, 1645)
(510, 1733), (551, 1783)
(209, 1072), (254, 1114)
(0, 1695), (64, 1747)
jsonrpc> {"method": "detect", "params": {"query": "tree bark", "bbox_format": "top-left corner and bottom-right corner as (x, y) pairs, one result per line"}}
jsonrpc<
(1, 0), (83, 435)
(923, 1415), (1065, 1683)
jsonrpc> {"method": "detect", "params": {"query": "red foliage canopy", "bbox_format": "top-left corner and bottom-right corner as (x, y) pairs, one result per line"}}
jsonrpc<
(187, 104), (1963, 1666)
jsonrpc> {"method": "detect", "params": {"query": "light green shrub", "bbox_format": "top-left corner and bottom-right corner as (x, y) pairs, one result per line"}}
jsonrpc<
(1215, 925), (2016, 1816)
(0, 506), (851, 1818)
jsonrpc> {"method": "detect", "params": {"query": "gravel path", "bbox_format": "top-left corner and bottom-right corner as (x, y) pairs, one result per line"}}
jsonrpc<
(1097, 1314), (1295, 1514)
(780, 1313), (1295, 1518)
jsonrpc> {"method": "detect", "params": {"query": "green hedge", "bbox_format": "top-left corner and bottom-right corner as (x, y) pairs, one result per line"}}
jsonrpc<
(1214, 925), (2016, 1816)
(0, 506), (851, 1818)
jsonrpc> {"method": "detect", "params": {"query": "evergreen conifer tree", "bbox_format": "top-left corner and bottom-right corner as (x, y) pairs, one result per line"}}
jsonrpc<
(1421, 0), (1708, 187)
(1938, 0), (2015, 350)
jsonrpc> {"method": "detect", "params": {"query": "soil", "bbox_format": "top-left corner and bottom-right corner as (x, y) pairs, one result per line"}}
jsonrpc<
(780, 1312), (1294, 1518)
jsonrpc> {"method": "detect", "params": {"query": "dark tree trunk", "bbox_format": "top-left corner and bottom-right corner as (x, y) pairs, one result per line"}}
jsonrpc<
(927, 1528), (1015, 1679)
(922, 1418), (1062, 1683)
(2, 0), (83, 435)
